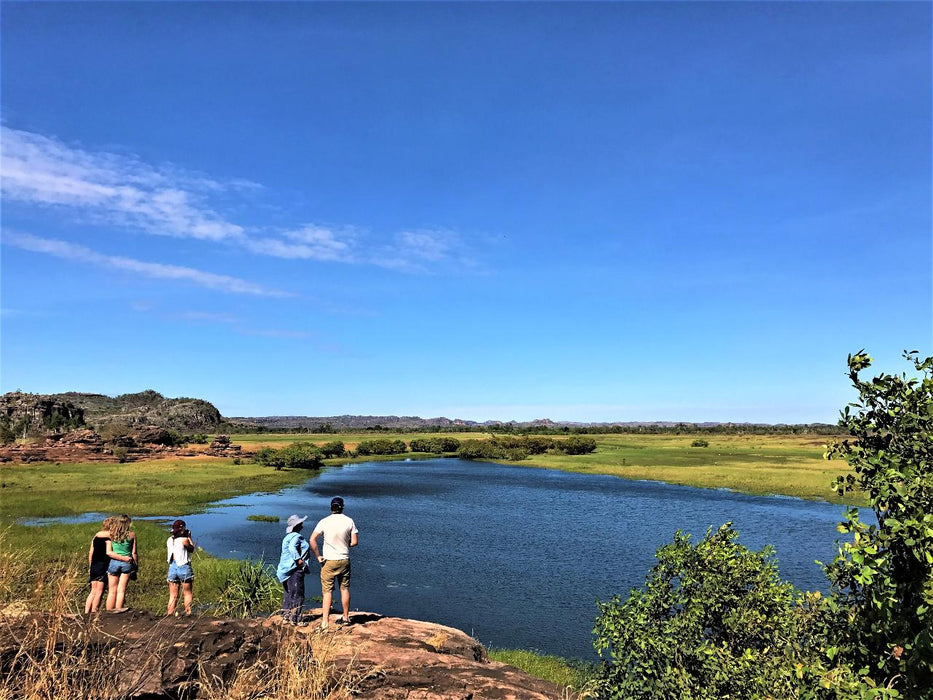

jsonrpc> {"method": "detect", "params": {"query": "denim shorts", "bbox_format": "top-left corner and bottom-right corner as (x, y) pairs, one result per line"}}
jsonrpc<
(108, 559), (135, 576)
(167, 561), (194, 583)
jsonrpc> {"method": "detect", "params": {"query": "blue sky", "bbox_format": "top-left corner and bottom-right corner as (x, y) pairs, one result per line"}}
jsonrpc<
(1, 2), (930, 423)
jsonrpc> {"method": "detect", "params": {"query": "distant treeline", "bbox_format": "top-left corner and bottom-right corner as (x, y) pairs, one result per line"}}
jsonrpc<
(228, 422), (841, 436)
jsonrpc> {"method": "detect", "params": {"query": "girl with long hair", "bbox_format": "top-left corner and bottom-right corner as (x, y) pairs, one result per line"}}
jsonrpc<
(106, 514), (137, 611)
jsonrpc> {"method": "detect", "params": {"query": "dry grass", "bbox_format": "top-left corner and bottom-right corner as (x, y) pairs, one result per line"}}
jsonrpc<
(0, 529), (369, 700)
(0, 559), (129, 700)
(200, 627), (374, 700)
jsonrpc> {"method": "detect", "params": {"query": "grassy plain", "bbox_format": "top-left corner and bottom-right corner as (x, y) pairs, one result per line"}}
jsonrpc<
(233, 432), (853, 503)
(0, 458), (312, 613)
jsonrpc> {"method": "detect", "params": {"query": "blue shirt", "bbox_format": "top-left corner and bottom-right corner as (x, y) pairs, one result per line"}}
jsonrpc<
(276, 531), (310, 582)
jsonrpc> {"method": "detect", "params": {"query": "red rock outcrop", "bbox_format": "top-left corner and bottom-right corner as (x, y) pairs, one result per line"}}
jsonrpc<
(0, 609), (571, 699)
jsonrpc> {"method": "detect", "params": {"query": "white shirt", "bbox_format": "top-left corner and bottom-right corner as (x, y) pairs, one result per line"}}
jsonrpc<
(312, 513), (358, 560)
(167, 536), (191, 566)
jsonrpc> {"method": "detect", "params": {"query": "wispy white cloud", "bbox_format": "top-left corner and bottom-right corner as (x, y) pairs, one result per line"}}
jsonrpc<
(1, 126), (246, 241)
(245, 225), (357, 262)
(373, 228), (474, 272)
(2, 230), (289, 297)
(1, 126), (476, 273)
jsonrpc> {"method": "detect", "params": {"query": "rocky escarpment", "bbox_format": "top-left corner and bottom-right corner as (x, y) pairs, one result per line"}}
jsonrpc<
(0, 390), (226, 438)
(0, 429), (242, 463)
(0, 609), (570, 699)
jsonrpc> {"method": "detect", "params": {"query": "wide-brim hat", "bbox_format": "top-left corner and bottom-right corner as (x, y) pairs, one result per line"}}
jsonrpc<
(286, 514), (307, 533)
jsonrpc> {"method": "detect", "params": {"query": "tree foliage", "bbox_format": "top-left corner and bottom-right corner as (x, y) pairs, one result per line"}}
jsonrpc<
(593, 524), (800, 699)
(824, 351), (933, 695)
(594, 351), (933, 699)
(253, 442), (323, 470)
(355, 438), (407, 456)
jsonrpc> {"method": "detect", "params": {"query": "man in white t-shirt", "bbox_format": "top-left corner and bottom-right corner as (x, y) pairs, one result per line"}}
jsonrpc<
(310, 496), (359, 629)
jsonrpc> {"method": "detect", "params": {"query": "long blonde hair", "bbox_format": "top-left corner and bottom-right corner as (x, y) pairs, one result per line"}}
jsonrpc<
(101, 516), (116, 535)
(109, 514), (132, 543)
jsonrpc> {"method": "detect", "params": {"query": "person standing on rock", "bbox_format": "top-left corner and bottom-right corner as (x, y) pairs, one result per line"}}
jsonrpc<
(166, 519), (196, 616)
(276, 514), (311, 624)
(106, 514), (137, 611)
(309, 497), (358, 629)
(85, 516), (114, 613)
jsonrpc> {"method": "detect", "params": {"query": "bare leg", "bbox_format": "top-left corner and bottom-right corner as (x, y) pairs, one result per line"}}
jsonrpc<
(114, 573), (131, 609)
(320, 588), (332, 629)
(181, 581), (193, 615)
(167, 581), (180, 615)
(85, 580), (105, 613)
(340, 587), (350, 622)
(106, 574), (119, 610)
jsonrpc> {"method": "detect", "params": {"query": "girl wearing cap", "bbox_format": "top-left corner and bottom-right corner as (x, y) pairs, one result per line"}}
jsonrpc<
(166, 519), (195, 616)
(276, 514), (310, 624)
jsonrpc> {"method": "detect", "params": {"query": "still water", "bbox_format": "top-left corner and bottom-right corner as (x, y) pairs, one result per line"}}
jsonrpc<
(175, 459), (849, 660)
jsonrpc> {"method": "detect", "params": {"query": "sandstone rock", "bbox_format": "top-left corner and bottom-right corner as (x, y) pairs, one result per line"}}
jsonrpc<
(0, 609), (572, 699)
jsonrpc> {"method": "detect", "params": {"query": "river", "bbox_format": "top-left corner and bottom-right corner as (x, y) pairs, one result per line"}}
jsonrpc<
(172, 458), (849, 660)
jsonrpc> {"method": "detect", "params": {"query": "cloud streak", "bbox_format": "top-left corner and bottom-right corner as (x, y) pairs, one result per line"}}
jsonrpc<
(2, 230), (289, 297)
(1, 126), (476, 272)
(1, 127), (247, 241)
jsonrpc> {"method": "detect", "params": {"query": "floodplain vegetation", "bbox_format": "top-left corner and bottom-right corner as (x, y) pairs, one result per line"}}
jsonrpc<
(3, 352), (930, 697)
(234, 430), (852, 503)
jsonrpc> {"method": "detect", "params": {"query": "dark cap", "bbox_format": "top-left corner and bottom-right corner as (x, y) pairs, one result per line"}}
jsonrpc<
(171, 519), (186, 536)
(330, 497), (344, 511)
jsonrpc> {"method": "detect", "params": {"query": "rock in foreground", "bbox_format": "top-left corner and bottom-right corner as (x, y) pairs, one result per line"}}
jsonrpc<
(0, 609), (570, 699)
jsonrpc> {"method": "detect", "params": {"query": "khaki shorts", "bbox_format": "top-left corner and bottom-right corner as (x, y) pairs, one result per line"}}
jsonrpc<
(320, 559), (351, 592)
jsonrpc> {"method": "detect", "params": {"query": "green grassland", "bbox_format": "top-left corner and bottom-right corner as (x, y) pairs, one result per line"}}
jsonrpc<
(233, 432), (853, 503)
(0, 457), (311, 519)
(0, 458), (313, 613)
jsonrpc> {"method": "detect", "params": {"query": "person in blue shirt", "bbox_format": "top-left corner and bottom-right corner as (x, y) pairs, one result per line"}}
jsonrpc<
(276, 514), (310, 624)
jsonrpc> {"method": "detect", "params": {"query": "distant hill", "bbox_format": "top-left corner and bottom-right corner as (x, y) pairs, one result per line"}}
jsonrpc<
(1, 389), (838, 438)
(0, 390), (226, 436)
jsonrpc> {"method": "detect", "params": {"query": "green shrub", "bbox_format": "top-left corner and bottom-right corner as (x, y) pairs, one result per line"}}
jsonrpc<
(277, 442), (324, 469)
(690, 438), (709, 448)
(319, 440), (346, 458)
(824, 351), (933, 695)
(593, 523), (799, 699)
(410, 437), (462, 453)
(456, 439), (502, 460)
(188, 433), (210, 444)
(253, 446), (285, 470)
(213, 559), (280, 618)
(356, 439), (407, 456)
(559, 436), (597, 455)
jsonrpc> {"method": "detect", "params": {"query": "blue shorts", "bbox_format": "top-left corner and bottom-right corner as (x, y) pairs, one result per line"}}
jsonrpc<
(167, 561), (194, 583)
(108, 559), (135, 576)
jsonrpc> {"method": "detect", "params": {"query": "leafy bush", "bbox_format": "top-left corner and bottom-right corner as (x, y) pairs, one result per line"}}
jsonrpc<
(410, 437), (461, 453)
(690, 438), (709, 448)
(253, 443), (323, 470)
(593, 523), (799, 699)
(824, 351), (933, 695)
(213, 559), (281, 618)
(456, 439), (503, 460)
(319, 440), (346, 458)
(356, 439), (407, 456)
(278, 442), (324, 469)
(253, 446), (285, 470)
(559, 436), (597, 454)
(113, 446), (130, 463)
(188, 433), (210, 444)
